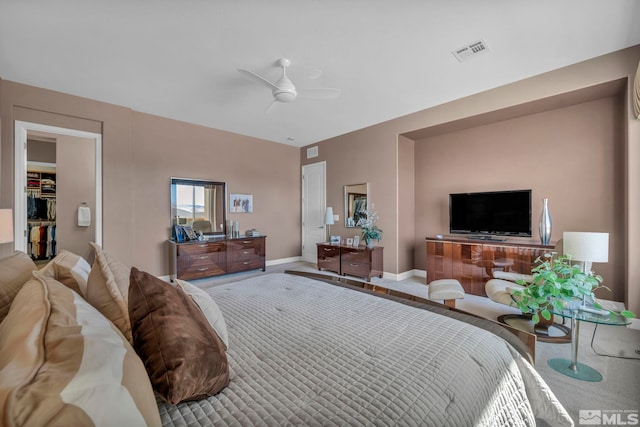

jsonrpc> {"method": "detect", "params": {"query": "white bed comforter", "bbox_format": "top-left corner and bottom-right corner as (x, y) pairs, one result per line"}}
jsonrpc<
(158, 273), (573, 427)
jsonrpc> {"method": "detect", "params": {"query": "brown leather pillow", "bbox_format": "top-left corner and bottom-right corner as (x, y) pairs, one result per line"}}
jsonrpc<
(128, 267), (229, 404)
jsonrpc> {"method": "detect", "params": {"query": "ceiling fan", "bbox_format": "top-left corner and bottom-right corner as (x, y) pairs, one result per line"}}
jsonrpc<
(238, 58), (341, 111)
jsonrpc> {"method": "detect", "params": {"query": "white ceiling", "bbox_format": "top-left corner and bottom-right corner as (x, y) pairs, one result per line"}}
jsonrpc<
(1, 1), (639, 147)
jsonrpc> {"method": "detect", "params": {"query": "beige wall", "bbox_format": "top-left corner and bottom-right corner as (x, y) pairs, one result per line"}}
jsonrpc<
(129, 112), (301, 274)
(301, 125), (400, 273)
(397, 135), (415, 275)
(57, 134), (97, 261)
(304, 45), (640, 312)
(1, 81), (301, 275)
(414, 96), (625, 301)
(2, 45), (639, 311)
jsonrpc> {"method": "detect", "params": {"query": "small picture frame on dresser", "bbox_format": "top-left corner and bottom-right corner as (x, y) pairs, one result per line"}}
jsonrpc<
(330, 235), (341, 244)
(346, 238), (354, 246)
(353, 236), (360, 247)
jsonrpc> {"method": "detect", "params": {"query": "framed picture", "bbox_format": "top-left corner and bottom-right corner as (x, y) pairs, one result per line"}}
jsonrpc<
(173, 225), (186, 242)
(353, 235), (360, 247)
(230, 193), (253, 213)
(346, 238), (354, 246)
(182, 225), (198, 240)
(330, 235), (341, 244)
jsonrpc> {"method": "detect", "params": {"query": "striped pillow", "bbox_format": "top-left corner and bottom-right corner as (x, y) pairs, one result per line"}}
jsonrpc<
(85, 242), (132, 342)
(0, 275), (161, 427)
(34, 250), (91, 296)
(0, 251), (37, 323)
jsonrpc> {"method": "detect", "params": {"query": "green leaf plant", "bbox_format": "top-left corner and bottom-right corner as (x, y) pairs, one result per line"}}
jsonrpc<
(511, 252), (635, 324)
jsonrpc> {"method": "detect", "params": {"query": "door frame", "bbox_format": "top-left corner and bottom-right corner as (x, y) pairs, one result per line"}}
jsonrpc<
(14, 121), (103, 251)
(301, 161), (326, 263)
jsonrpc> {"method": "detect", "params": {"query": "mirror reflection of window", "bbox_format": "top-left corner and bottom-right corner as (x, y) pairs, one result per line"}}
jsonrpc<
(176, 184), (205, 224)
(171, 178), (226, 235)
(344, 183), (368, 228)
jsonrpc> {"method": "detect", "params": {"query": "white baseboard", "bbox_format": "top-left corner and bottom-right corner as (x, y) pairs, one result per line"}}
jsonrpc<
(266, 256), (302, 266)
(382, 269), (426, 281)
(413, 269), (427, 279)
(628, 318), (640, 330)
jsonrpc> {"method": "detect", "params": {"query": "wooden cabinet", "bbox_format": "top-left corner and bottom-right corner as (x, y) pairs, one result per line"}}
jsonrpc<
(227, 237), (266, 273)
(425, 237), (554, 296)
(317, 243), (383, 281)
(317, 244), (341, 274)
(170, 236), (266, 280)
(175, 241), (226, 280)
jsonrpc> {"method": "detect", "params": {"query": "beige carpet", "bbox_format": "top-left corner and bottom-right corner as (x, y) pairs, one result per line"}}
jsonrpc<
(191, 261), (640, 425)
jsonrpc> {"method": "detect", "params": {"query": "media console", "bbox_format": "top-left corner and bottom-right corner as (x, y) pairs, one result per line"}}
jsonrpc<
(425, 236), (556, 296)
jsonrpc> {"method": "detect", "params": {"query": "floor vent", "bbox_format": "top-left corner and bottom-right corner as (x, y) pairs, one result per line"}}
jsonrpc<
(452, 39), (490, 62)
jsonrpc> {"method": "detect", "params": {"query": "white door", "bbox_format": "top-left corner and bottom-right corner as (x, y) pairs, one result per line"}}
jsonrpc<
(14, 121), (102, 253)
(301, 161), (326, 263)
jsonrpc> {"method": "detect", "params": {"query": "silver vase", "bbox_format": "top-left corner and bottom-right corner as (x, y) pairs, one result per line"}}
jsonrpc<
(539, 198), (552, 245)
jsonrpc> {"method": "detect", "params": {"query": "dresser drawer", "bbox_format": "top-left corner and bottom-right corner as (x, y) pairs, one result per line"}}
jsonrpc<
(177, 241), (226, 256)
(227, 257), (265, 273)
(170, 237), (265, 280)
(317, 244), (341, 274)
(340, 248), (370, 264)
(227, 237), (265, 273)
(228, 246), (263, 263)
(341, 246), (383, 281)
(227, 238), (263, 252)
(177, 251), (226, 280)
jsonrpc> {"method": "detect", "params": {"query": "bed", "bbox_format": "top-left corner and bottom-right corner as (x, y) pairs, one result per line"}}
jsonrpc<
(157, 272), (572, 427)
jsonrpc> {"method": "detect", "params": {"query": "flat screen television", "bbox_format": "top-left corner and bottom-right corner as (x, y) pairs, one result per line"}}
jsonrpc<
(449, 189), (532, 238)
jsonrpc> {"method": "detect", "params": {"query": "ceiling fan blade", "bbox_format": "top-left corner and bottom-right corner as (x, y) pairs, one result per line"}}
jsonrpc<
(238, 69), (280, 91)
(297, 88), (341, 100)
(265, 99), (279, 114)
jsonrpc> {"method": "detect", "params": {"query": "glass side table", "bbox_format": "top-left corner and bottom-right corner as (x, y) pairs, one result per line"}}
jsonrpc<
(548, 307), (631, 382)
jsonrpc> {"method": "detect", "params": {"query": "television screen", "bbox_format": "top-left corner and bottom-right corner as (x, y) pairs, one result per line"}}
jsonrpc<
(449, 190), (532, 237)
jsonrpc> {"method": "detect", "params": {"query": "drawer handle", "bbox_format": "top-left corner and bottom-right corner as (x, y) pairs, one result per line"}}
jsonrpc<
(196, 267), (209, 272)
(242, 240), (251, 244)
(324, 248), (333, 251)
(350, 251), (359, 254)
(350, 263), (359, 267)
(242, 250), (251, 254)
(243, 261), (250, 265)
(197, 244), (208, 248)
(195, 255), (209, 260)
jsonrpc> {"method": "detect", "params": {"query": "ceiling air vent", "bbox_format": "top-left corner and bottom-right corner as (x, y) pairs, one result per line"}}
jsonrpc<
(452, 39), (489, 62)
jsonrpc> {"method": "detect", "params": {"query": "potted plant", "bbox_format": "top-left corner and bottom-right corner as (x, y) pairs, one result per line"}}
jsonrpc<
(357, 205), (383, 248)
(512, 252), (635, 323)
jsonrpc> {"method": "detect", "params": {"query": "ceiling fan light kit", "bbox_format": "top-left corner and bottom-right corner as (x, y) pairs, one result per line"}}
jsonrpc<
(238, 58), (340, 109)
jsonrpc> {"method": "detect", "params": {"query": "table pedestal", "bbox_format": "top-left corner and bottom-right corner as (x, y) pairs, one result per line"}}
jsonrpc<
(547, 316), (602, 382)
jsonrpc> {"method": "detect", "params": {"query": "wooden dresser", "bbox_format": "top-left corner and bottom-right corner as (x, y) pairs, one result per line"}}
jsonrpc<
(169, 236), (266, 280)
(425, 236), (554, 296)
(317, 243), (383, 281)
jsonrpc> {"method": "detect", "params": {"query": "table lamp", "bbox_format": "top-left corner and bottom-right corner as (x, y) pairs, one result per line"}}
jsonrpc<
(0, 209), (13, 245)
(563, 231), (608, 307)
(325, 207), (334, 241)
(563, 231), (609, 271)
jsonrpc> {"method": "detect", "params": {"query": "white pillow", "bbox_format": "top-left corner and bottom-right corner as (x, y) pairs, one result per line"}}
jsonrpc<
(174, 279), (229, 350)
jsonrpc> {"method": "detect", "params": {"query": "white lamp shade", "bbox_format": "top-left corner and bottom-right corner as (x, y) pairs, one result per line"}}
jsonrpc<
(563, 231), (609, 263)
(325, 207), (335, 225)
(0, 209), (13, 244)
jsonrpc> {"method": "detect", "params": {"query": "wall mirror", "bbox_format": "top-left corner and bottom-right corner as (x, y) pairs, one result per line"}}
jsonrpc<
(344, 183), (368, 228)
(171, 178), (226, 235)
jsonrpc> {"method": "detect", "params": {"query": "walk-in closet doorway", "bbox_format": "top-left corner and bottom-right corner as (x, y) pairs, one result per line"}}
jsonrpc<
(14, 121), (102, 263)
